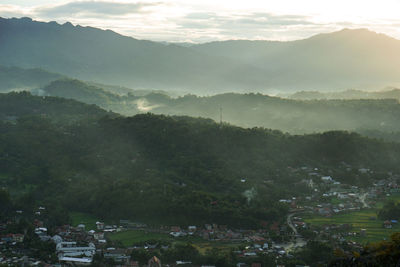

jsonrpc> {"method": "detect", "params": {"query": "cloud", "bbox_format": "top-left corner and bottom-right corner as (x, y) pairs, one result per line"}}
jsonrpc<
(36, 1), (162, 18)
(237, 12), (316, 26)
(173, 11), (324, 41)
(1, 1), (400, 43)
(178, 12), (318, 30)
(184, 12), (217, 20)
(0, 4), (31, 18)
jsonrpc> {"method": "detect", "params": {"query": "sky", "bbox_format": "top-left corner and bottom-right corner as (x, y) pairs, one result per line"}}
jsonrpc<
(1, 0), (400, 43)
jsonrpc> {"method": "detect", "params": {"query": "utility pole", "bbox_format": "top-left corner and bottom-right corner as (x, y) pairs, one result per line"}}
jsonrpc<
(220, 107), (222, 125)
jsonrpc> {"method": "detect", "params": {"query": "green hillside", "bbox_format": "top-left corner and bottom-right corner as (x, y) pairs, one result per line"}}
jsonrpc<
(0, 65), (63, 92)
(2, 92), (400, 228)
(39, 79), (400, 141)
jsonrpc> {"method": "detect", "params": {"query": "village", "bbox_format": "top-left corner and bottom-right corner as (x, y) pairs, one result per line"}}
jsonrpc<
(1, 163), (400, 266)
(278, 164), (400, 252)
(0, 212), (296, 266)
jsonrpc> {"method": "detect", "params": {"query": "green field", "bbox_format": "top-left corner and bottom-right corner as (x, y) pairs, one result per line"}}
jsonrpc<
(107, 230), (241, 253)
(108, 230), (173, 246)
(330, 197), (343, 205)
(387, 194), (400, 204)
(304, 209), (400, 244)
(193, 241), (243, 254)
(70, 212), (100, 231)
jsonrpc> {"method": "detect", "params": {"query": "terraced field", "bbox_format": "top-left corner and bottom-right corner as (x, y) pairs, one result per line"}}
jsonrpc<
(304, 194), (400, 244)
(304, 210), (400, 243)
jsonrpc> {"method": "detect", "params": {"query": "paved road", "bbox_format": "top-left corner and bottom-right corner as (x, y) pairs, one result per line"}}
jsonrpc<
(359, 192), (370, 208)
(278, 213), (307, 253)
(287, 213), (298, 234)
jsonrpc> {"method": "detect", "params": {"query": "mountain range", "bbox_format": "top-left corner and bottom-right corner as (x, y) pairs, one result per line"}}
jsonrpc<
(2, 17), (400, 93)
(282, 88), (400, 100)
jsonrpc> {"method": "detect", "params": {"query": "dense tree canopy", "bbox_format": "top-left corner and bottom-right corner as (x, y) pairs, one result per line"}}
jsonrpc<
(2, 92), (400, 227)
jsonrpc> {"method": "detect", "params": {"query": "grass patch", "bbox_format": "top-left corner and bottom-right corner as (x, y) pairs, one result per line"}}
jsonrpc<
(387, 194), (400, 204)
(108, 230), (241, 253)
(108, 230), (173, 246)
(330, 197), (343, 205)
(193, 241), (241, 254)
(70, 212), (99, 231)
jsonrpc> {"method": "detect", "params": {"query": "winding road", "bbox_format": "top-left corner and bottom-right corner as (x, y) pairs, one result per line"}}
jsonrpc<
(281, 213), (307, 252)
(359, 192), (370, 208)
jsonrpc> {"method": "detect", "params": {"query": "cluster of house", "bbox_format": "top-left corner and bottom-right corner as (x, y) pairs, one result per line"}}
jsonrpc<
(285, 214), (369, 254)
(167, 224), (299, 259)
(3, 163), (400, 266)
(168, 224), (248, 241)
(273, 165), (400, 252)
(0, 209), (137, 266)
(0, 211), (294, 266)
(168, 223), (270, 243)
(383, 220), (398, 229)
(0, 255), (42, 266)
(0, 219), (41, 266)
(51, 221), (138, 265)
(281, 165), (400, 217)
(0, 233), (24, 244)
(56, 241), (95, 265)
(0, 235), (30, 266)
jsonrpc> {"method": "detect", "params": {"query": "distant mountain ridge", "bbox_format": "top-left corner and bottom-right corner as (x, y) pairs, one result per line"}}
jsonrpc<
(0, 17), (264, 93)
(191, 28), (400, 91)
(285, 88), (400, 100)
(1, 17), (400, 92)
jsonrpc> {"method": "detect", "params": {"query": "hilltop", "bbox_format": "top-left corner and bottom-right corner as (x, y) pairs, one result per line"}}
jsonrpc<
(0, 65), (63, 92)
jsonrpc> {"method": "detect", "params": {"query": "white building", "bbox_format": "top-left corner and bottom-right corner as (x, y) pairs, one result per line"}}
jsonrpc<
(321, 176), (333, 182)
(56, 242), (96, 258)
(59, 256), (92, 266)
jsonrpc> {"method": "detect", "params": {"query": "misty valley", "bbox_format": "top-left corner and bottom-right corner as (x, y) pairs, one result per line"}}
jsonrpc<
(2, 15), (400, 267)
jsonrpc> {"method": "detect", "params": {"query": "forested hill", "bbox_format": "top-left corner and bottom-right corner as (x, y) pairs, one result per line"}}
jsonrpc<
(0, 91), (111, 122)
(0, 65), (63, 92)
(42, 79), (122, 106)
(39, 79), (400, 134)
(150, 93), (400, 133)
(285, 88), (400, 100)
(2, 92), (400, 227)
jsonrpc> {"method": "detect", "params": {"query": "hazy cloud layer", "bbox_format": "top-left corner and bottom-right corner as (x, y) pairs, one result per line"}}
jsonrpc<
(36, 1), (162, 17)
(0, 4), (31, 18)
(173, 12), (329, 41)
(1, 0), (400, 42)
(181, 12), (316, 27)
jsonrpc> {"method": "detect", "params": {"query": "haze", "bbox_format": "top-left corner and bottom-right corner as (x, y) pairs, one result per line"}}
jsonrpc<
(3, 1), (400, 266)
